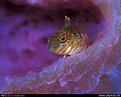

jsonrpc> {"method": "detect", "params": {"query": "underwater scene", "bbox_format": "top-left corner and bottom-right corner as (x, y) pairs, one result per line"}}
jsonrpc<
(0, 0), (121, 94)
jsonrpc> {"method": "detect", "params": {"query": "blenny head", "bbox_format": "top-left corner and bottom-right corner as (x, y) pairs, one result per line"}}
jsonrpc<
(48, 16), (91, 55)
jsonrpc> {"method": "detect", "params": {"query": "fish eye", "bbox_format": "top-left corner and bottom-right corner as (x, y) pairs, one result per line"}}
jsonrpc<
(59, 36), (67, 43)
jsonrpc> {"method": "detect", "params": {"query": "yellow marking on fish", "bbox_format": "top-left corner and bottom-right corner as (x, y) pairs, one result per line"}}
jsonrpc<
(65, 46), (72, 54)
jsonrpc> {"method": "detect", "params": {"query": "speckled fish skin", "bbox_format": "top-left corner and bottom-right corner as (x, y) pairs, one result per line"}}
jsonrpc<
(48, 16), (91, 55)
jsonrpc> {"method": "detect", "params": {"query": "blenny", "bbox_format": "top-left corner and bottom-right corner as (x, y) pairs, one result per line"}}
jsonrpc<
(48, 16), (91, 56)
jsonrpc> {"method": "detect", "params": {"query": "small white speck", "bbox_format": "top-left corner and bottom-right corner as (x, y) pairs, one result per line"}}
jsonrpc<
(59, 78), (68, 87)
(37, 64), (40, 67)
(4, 77), (13, 85)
